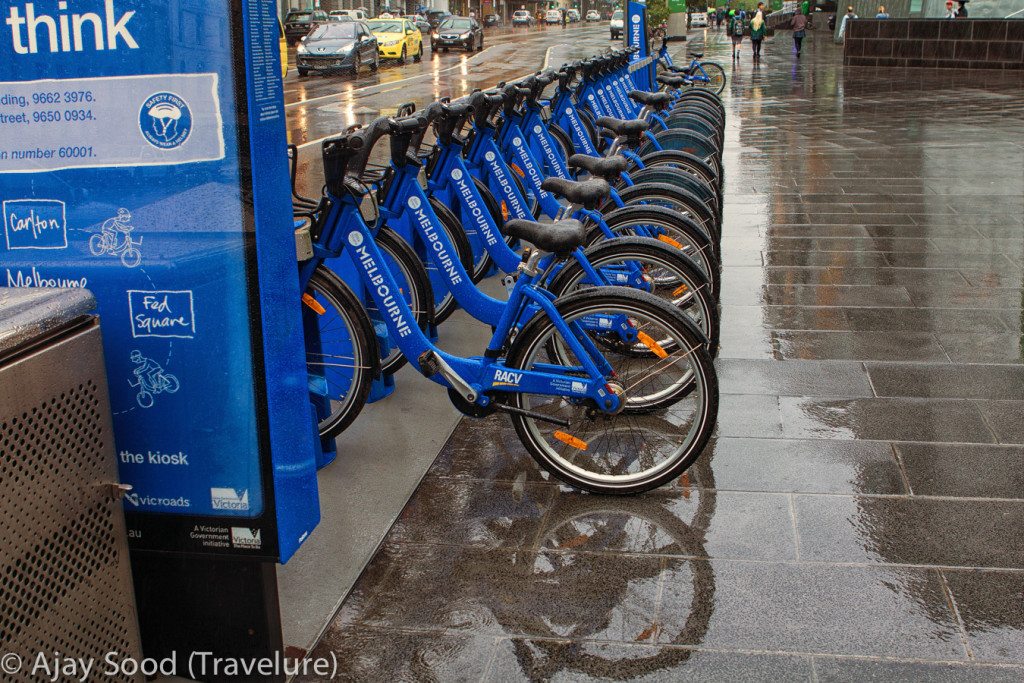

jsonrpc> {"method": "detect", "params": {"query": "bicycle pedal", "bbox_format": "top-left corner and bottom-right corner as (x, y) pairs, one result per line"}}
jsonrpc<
(417, 350), (441, 378)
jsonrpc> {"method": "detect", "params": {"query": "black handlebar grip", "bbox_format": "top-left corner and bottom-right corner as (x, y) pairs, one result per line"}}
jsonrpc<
(346, 116), (392, 179)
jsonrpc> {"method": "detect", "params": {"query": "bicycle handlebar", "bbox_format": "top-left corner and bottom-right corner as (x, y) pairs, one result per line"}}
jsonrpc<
(469, 90), (503, 128)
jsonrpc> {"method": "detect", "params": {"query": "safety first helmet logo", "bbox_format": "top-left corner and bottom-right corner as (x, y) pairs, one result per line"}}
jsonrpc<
(450, 168), (464, 181)
(407, 195), (422, 210)
(348, 231), (364, 247)
(485, 151), (496, 162)
(139, 92), (192, 150)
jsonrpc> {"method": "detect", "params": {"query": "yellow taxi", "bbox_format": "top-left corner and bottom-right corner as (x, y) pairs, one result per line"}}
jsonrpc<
(367, 18), (423, 63)
(278, 19), (288, 78)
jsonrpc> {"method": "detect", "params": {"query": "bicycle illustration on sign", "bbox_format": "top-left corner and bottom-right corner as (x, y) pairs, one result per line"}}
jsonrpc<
(89, 208), (142, 268)
(128, 349), (180, 408)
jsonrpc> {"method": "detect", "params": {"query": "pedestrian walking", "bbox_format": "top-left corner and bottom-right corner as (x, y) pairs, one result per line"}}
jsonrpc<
(750, 4), (766, 61)
(955, 0), (969, 17)
(838, 5), (857, 39)
(728, 9), (744, 60)
(944, 0), (957, 17)
(791, 8), (807, 57)
(875, 5), (890, 18)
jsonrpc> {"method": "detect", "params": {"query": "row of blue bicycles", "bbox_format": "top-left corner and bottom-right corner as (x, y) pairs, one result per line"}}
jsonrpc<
(291, 43), (728, 494)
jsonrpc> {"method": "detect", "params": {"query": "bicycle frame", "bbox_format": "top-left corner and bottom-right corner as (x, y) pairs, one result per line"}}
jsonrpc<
(313, 186), (623, 412)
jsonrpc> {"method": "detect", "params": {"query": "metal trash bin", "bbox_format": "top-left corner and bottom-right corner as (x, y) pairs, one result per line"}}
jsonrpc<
(0, 288), (143, 681)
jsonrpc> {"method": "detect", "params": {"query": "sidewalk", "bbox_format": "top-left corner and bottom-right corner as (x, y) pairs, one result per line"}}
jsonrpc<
(300, 35), (1024, 680)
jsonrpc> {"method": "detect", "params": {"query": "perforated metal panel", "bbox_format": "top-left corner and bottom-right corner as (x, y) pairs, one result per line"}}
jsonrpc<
(0, 321), (142, 681)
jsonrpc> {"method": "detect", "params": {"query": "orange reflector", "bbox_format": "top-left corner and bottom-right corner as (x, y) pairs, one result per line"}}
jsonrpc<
(501, 201), (509, 222)
(673, 284), (690, 297)
(554, 431), (588, 450)
(658, 234), (683, 249)
(302, 293), (326, 315)
(509, 162), (526, 178)
(638, 331), (669, 359)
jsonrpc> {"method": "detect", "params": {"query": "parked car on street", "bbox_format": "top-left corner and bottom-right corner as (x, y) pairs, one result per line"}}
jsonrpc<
(367, 18), (424, 62)
(690, 11), (709, 27)
(585, 10), (601, 21)
(284, 9), (329, 44)
(545, 8), (563, 24)
(609, 9), (624, 39)
(566, 9), (581, 22)
(434, 15), (484, 50)
(512, 9), (534, 25)
(296, 20), (378, 76)
(484, 13), (502, 26)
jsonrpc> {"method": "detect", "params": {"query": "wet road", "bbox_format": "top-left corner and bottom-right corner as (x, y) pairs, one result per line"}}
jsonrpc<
(284, 24), (613, 148)
(296, 26), (1024, 682)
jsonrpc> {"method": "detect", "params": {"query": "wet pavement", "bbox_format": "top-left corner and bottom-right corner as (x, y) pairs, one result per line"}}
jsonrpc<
(298, 25), (1024, 681)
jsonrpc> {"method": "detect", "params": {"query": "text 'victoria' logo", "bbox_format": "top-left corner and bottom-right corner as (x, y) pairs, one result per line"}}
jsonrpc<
(139, 92), (192, 150)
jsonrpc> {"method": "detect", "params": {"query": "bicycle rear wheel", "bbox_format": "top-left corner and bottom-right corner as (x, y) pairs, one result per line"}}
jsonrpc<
(504, 287), (717, 494)
(304, 265), (376, 439)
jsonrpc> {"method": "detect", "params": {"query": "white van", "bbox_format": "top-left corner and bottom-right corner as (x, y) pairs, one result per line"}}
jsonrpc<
(330, 9), (368, 21)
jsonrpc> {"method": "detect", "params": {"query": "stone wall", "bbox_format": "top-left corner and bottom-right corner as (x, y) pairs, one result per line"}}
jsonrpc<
(844, 19), (1024, 68)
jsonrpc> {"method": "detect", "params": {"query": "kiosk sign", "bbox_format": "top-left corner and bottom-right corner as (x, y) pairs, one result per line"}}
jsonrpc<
(0, 0), (320, 561)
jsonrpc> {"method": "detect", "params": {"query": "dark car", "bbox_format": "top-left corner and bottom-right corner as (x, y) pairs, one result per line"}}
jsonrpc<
(435, 16), (483, 51)
(483, 13), (502, 26)
(284, 9), (329, 44)
(296, 21), (379, 76)
(425, 9), (452, 29)
(403, 14), (432, 39)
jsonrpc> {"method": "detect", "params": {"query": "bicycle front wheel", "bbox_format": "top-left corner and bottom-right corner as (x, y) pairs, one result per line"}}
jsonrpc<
(548, 236), (719, 350)
(304, 265), (376, 439)
(504, 287), (718, 494)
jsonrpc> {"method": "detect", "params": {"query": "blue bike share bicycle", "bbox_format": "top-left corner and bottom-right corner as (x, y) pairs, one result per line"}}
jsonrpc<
(299, 114), (718, 494)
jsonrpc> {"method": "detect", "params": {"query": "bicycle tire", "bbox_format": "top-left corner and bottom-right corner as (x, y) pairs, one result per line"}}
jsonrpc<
(584, 204), (721, 294)
(504, 286), (718, 494)
(427, 196), (479, 324)
(669, 99), (724, 127)
(547, 236), (719, 350)
(640, 129), (721, 169)
(690, 62), (727, 95)
(676, 88), (725, 114)
(620, 165), (720, 220)
(305, 265), (376, 439)
(634, 149), (721, 190)
(374, 227), (435, 375)
(664, 112), (723, 148)
(601, 181), (720, 244)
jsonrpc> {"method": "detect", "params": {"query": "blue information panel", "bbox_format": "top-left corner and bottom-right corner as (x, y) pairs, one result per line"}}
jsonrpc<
(626, 0), (655, 92)
(0, 0), (320, 561)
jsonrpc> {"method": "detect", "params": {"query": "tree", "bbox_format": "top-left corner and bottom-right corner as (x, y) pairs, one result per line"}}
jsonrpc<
(647, 0), (670, 26)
